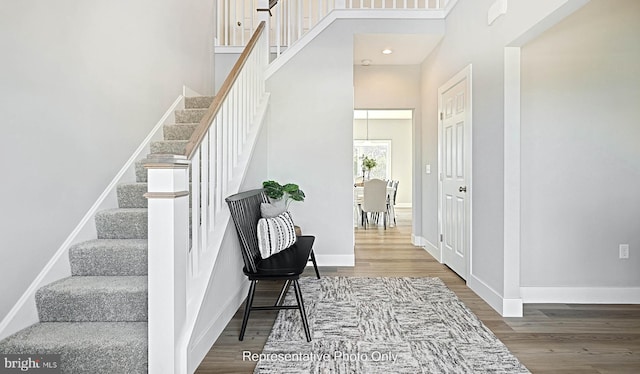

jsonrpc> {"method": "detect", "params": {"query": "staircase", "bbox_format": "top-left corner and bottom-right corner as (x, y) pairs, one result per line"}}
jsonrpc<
(0, 96), (214, 373)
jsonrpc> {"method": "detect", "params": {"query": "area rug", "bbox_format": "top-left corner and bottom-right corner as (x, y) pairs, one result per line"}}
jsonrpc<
(252, 277), (529, 373)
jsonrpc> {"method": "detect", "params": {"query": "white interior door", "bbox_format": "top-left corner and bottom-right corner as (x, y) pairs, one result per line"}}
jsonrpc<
(439, 67), (471, 280)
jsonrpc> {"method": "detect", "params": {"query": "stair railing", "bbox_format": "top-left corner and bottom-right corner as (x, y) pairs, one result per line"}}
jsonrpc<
(217, 0), (452, 56)
(143, 20), (268, 373)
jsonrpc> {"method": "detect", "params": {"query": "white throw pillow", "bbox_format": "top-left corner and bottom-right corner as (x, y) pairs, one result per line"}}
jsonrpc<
(257, 211), (297, 259)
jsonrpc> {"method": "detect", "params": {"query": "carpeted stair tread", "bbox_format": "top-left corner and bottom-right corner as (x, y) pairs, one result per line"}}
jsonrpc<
(69, 239), (147, 276)
(185, 96), (215, 109)
(0, 322), (147, 373)
(95, 208), (147, 239)
(36, 276), (147, 322)
(150, 140), (188, 155)
(117, 183), (148, 208)
(163, 123), (199, 140)
(175, 108), (208, 123)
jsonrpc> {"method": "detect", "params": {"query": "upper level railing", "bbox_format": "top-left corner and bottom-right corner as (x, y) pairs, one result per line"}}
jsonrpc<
(217, 0), (451, 56)
(144, 21), (269, 373)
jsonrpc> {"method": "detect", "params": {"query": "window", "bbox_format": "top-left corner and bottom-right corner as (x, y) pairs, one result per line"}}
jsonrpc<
(353, 140), (391, 181)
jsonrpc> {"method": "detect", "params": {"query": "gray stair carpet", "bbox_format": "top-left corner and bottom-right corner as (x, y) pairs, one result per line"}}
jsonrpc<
(0, 96), (213, 373)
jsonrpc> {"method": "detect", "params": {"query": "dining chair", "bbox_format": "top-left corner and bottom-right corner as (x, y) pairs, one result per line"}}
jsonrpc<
(387, 180), (399, 226)
(361, 178), (389, 229)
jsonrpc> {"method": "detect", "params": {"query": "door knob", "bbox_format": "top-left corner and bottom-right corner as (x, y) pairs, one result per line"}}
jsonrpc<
(459, 186), (467, 193)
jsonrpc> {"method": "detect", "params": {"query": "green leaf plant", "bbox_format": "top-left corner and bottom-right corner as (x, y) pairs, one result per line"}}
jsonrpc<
(262, 180), (306, 208)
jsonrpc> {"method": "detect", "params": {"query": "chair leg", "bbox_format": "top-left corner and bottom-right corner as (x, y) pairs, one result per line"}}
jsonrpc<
(310, 250), (321, 279)
(275, 279), (291, 307)
(293, 280), (311, 342)
(239, 280), (257, 341)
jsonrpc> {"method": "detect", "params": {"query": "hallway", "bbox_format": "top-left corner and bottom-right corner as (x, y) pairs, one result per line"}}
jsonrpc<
(197, 208), (640, 373)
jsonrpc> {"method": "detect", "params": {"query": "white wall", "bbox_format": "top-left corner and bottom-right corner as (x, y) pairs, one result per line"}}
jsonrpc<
(214, 52), (241, 92)
(354, 64), (422, 109)
(0, 0), (216, 320)
(266, 20), (355, 265)
(354, 64), (423, 232)
(419, 0), (589, 304)
(520, 0), (640, 288)
(353, 118), (413, 205)
(266, 18), (444, 266)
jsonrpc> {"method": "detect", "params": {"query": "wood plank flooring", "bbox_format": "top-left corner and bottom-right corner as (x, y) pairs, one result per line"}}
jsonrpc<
(196, 208), (640, 373)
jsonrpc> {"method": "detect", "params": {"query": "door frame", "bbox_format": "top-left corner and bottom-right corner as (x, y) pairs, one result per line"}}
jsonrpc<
(437, 64), (473, 280)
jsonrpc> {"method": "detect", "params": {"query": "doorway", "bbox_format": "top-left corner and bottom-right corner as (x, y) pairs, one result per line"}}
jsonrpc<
(438, 65), (472, 280)
(353, 109), (413, 231)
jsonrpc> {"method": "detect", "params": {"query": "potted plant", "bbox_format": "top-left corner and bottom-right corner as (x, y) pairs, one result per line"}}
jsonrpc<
(262, 180), (305, 236)
(262, 180), (305, 208)
(362, 156), (377, 180)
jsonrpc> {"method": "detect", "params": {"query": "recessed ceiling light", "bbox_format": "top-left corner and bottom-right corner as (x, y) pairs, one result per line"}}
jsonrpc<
(382, 49), (393, 55)
(361, 59), (372, 66)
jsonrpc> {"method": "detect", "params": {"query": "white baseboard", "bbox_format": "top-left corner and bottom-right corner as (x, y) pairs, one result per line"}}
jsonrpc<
(467, 274), (523, 317)
(411, 234), (423, 247)
(412, 235), (442, 263)
(503, 298), (524, 317)
(314, 254), (355, 267)
(521, 286), (640, 304)
(424, 238), (441, 263)
(188, 281), (250, 373)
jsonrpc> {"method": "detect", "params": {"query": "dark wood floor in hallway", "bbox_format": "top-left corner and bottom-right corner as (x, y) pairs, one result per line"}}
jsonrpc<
(196, 209), (640, 373)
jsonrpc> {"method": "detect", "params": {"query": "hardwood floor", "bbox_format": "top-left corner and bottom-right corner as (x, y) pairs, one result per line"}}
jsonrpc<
(196, 208), (640, 373)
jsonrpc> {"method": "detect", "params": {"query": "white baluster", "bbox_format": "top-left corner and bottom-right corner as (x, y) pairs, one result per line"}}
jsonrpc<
(200, 136), (209, 255)
(208, 122), (217, 228)
(275, 1), (282, 56)
(215, 116), (224, 213)
(190, 148), (201, 275)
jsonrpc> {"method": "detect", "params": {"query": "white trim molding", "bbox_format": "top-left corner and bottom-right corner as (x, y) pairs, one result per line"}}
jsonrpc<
(468, 274), (523, 317)
(416, 236), (442, 263)
(315, 254), (355, 267)
(503, 47), (522, 316)
(411, 234), (424, 247)
(521, 287), (640, 304)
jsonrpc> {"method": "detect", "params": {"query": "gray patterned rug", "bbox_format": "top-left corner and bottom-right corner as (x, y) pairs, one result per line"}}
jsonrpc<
(253, 277), (529, 373)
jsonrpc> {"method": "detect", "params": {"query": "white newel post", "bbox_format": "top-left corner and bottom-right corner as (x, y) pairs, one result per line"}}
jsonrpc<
(144, 157), (191, 374)
(257, 0), (271, 65)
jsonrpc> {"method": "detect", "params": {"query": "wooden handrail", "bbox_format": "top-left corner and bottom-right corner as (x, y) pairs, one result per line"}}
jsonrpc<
(184, 21), (266, 160)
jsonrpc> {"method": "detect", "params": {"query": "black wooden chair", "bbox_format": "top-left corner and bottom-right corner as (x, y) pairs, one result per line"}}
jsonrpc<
(225, 189), (320, 342)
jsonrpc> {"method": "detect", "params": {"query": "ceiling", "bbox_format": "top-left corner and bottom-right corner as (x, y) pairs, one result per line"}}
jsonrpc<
(353, 33), (443, 66)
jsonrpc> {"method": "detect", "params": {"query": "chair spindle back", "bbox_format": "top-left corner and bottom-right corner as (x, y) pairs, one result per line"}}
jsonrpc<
(225, 189), (268, 273)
